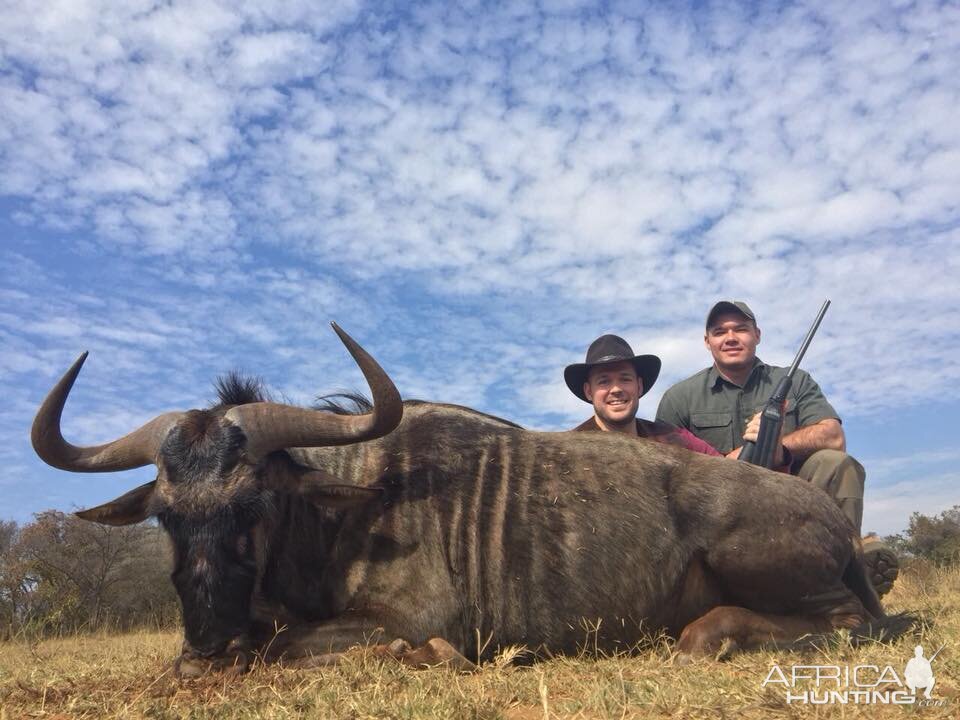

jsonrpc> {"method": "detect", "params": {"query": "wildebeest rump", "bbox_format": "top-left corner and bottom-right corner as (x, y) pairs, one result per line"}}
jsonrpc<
(31, 325), (910, 674)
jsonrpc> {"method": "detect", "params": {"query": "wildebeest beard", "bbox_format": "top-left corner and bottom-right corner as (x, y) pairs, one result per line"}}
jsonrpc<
(156, 412), (266, 659)
(160, 507), (259, 657)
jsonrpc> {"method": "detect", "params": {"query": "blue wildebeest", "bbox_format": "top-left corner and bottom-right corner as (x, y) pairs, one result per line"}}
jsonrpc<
(31, 325), (910, 676)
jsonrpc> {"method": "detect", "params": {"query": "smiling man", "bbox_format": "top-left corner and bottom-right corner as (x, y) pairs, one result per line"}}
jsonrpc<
(655, 300), (899, 596)
(565, 334), (720, 455)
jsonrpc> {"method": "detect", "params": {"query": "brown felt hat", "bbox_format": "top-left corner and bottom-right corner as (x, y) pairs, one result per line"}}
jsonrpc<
(564, 335), (661, 403)
(706, 300), (756, 329)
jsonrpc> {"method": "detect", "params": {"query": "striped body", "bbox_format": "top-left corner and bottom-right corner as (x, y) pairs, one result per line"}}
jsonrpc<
(260, 401), (856, 660)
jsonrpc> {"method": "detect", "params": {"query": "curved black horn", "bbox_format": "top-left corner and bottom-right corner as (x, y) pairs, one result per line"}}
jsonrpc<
(31, 352), (182, 472)
(225, 323), (403, 459)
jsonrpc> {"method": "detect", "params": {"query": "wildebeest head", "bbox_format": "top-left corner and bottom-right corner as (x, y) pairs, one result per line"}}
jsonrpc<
(31, 323), (402, 673)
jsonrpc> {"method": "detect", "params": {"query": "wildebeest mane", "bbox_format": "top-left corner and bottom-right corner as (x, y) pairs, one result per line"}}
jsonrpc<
(214, 372), (269, 407)
(314, 392), (373, 415)
(213, 381), (521, 430)
(315, 392), (523, 429)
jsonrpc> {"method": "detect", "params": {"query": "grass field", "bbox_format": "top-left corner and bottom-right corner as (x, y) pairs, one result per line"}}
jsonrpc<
(1, 562), (956, 719)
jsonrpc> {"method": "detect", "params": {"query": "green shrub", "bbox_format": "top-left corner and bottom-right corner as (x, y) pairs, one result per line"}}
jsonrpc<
(886, 505), (960, 566)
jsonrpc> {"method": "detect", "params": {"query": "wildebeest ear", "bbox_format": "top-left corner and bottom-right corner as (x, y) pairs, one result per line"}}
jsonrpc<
(298, 470), (383, 509)
(75, 480), (156, 526)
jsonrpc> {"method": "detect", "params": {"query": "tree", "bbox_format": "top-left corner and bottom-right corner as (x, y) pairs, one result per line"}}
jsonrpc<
(887, 505), (960, 566)
(2, 511), (178, 634)
(0, 519), (24, 637)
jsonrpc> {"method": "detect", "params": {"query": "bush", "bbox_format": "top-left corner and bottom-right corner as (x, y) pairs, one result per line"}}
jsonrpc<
(886, 505), (960, 566)
(0, 511), (178, 638)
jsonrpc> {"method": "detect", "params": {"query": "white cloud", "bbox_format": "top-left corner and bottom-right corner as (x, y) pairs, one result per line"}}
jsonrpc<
(1, 0), (958, 526)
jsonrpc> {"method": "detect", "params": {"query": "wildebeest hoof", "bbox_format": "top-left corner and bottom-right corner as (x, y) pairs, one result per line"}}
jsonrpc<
(387, 638), (413, 655)
(174, 641), (251, 678)
(863, 535), (900, 597)
(425, 637), (478, 671)
(374, 636), (477, 671)
(401, 637), (477, 671)
(673, 651), (696, 666)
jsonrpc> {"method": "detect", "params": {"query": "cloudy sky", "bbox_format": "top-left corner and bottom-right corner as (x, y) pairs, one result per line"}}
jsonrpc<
(1, 0), (957, 535)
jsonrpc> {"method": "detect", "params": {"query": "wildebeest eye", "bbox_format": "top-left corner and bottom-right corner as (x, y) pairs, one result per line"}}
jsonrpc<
(236, 535), (249, 556)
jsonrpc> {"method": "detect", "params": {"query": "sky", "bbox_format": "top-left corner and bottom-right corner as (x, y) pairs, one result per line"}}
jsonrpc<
(1, 0), (958, 536)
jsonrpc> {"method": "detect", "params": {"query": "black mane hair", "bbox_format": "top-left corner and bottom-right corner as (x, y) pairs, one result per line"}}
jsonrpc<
(215, 381), (524, 430)
(316, 392), (524, 429)
(214, 372), (269, 407)
(313, 392), (373, 415)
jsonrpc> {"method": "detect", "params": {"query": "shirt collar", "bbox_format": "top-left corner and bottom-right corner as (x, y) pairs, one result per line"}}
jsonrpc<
(710, 357), (765, 390)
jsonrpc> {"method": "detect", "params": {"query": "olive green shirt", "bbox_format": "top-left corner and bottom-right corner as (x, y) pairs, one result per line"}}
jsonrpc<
(654, 358), (840, 455)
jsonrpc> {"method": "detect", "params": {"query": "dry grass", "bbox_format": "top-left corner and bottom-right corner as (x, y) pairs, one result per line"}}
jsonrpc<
(1, 562), (957, 719)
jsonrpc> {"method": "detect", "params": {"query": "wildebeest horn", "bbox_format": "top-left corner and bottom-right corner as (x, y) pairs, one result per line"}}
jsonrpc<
(31, 352), (183, 472)
(224, 322), (403, 459)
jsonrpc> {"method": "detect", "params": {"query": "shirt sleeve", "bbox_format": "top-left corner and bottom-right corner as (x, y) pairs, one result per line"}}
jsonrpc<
(655, 387), (690, 429)
(675, 428), (723, 456)
(674, 426), (792, 471)
(792, 370), (841, 427)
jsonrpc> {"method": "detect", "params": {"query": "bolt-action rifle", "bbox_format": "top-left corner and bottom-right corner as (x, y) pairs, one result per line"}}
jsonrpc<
(739, 300), (831, 468)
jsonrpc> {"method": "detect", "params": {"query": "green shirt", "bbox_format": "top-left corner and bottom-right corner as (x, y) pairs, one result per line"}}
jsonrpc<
(655, 358), (840, 455)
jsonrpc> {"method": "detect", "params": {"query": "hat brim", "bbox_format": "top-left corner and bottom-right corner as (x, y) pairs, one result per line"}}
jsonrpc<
(564, 355), (662, 403)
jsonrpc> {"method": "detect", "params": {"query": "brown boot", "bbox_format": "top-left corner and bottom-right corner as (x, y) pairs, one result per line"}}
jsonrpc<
(862, 534), (899, 597)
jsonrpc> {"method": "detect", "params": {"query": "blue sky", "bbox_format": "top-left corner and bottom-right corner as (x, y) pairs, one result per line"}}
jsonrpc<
(1, 0), (958, 535)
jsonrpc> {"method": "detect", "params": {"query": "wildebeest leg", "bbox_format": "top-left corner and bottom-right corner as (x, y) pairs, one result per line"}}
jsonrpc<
(281, 637), (477, 671)
(260, 616), (386, 666)
(675, 606), (834, 661)
(374, 637), (478, 671)
(262, 619), (476, 671)
(675, 581), (875, 662)
(668, 553), (726, 637)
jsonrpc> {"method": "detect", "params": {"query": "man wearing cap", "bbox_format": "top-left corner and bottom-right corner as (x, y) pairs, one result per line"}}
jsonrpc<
(655, 300), (899, 596)
(565, 334), (726, 456)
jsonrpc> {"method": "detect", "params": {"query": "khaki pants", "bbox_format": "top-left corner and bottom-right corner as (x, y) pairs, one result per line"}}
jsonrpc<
(794, 449), (865, 532)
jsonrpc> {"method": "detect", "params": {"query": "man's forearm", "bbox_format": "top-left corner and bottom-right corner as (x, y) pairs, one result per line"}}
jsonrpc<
(783, 418), (845, 460)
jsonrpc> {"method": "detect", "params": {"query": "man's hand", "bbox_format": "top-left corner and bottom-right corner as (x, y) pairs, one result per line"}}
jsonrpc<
(742, 411), (762, 444)
(725, 411), (784, 466)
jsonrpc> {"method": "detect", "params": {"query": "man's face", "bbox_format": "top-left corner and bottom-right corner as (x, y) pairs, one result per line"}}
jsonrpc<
(583, 361), (642, 429)
(704, 312), (761, 373)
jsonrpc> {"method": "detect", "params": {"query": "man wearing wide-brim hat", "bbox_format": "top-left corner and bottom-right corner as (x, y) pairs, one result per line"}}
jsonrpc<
(565, 334), (723, 455)
(655, 300), (899, 596)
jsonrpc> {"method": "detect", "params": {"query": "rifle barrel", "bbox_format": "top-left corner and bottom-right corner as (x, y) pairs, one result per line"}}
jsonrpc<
(787, 300), (831, 377)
